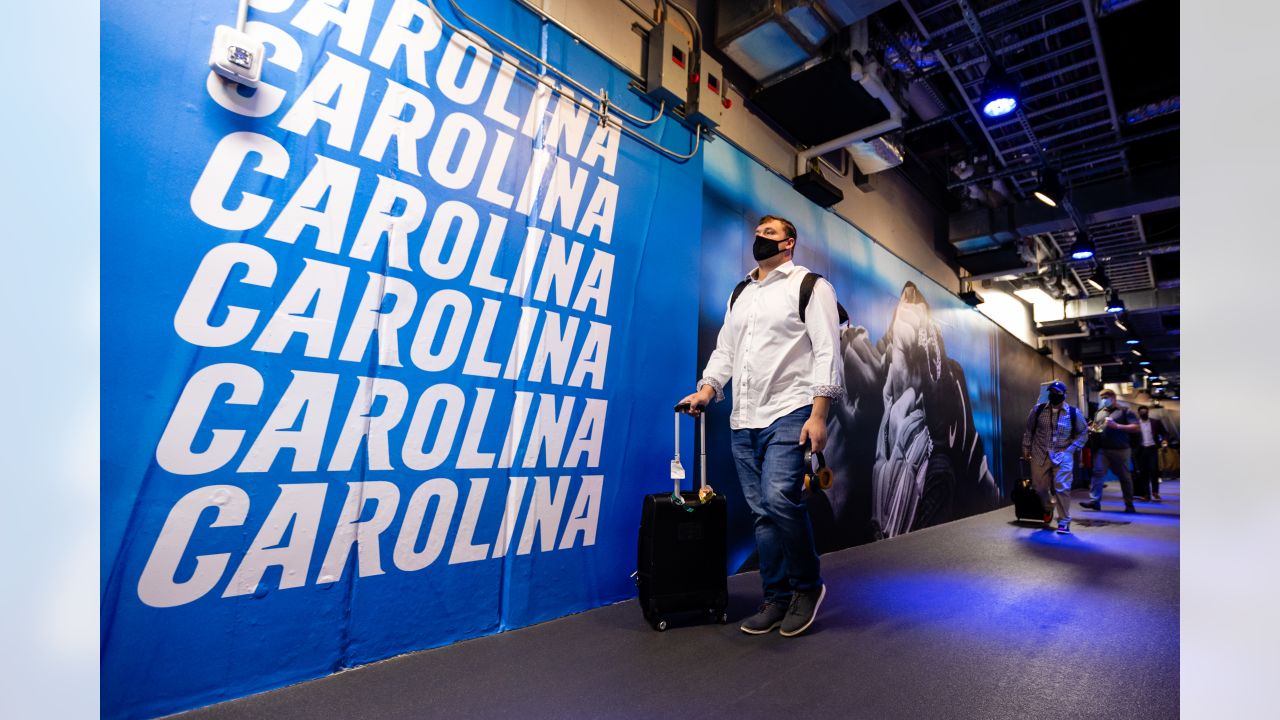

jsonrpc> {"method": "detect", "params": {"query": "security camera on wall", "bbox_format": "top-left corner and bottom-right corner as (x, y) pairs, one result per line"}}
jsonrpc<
(209, 24), (264, 87)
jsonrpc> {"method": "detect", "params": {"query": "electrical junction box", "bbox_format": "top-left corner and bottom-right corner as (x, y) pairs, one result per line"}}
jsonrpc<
(209, 25), (265, 87)
(687, 54), (729, 130)
(645, 20), (690, 110)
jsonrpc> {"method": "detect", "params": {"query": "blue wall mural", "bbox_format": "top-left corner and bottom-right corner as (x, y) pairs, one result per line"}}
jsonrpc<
(102, 1), (700, 718)
(699, 139), (1061, 565)
(102, 2), (1067, 718)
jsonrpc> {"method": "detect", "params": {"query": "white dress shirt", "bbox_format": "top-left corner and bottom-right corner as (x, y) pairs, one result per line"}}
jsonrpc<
(1139, 419), (1155, 447)
(698, 261), (845, 430)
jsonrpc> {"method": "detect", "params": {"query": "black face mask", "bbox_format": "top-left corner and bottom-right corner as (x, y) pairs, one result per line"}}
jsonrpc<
(752, 234), (788, 261)
(1047, 390), (1065, 405)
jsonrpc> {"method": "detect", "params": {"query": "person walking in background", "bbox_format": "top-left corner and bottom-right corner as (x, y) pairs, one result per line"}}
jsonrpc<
(1080, 388), (1142, 513)
(1132, 405), (1168, 501)
(1022, 381), (1088, 533)
(1159, 438), (1180, 483)
(678, 214), (844, 638)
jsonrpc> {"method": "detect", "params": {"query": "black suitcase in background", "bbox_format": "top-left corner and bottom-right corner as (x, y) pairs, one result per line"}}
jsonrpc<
(1012, 458), (1048, 523)
(636, 406), (728, 631)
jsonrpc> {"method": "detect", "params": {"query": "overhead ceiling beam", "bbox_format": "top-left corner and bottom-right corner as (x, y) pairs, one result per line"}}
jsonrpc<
(1081, 0), (1128, 175)
(949, 165), (1178, 246)
(900, 1), (1013, 177)
(1062, 288), (1180, 320)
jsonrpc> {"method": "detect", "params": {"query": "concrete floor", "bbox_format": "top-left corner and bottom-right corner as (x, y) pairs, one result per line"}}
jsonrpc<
(173, 480), (1180, 720)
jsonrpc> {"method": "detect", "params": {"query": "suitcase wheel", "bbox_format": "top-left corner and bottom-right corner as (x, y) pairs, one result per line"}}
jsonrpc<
(652, 618), (668, 632)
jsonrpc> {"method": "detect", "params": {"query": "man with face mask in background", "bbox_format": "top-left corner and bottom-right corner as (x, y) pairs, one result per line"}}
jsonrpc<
(1132, 405), (1169, 501)
(1021, 380), (1088, 533)
(1080, 388), (1141, 513)
(678, 214), (844, 638)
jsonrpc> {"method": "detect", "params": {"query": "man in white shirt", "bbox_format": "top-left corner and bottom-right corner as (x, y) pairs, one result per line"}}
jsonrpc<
(1133, 405), (1167, 501)
(678, 214), (844, 638)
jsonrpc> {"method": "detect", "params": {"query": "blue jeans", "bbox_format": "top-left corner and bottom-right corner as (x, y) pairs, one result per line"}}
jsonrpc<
(730, 406), (822, 604)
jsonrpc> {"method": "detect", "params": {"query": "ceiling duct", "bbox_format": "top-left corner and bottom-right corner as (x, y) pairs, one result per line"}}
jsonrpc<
(716, 1), (832, 83)
(949, 167), (1179, 249)
(1036, 320), (1090, 339)
(847, 131), (905, 174)
(716, 1), (896, 82)
(955, 244), (1027, 279)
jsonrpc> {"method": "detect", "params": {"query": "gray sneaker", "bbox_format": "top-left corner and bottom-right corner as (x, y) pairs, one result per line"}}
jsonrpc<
(779, 584), (826, 637)
(740, 601), (787, 634)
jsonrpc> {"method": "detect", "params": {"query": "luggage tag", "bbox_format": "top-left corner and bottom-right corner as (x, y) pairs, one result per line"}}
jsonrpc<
(670, 457), (688, 507)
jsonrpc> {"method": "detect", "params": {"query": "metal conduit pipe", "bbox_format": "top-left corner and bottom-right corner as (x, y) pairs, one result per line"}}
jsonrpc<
(794, 69), (905, 176)
(509, 0), (644, 84)
(441, 0), (665, 126)
(665, 1), (702, 49)
(795, 116), (903, 176)
(427, 0), (702, 160)
(619, 0), (657, 25)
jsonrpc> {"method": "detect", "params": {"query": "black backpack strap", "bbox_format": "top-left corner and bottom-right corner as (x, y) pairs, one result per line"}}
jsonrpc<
(1028, 402), (1046, 436)
(799, 273), (819, 323)
(728, 278), (750, 311)
(799, 272), (849, 325)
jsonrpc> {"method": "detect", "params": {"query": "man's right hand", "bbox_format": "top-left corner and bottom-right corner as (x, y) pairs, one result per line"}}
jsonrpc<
(677, 387), (713, 416)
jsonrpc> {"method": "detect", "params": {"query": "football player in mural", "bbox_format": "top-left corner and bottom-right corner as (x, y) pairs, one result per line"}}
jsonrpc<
(678, 214), (844, 638)
(820, 282), (1000, 541)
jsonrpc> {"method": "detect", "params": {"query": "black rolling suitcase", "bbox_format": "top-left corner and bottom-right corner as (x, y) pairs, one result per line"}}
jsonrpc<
(1012, 458), (1049, 523)
(636, 405), (728, 631)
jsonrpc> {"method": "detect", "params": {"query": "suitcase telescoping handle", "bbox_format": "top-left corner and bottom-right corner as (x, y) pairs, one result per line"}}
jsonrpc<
(671, 403), (707, 497)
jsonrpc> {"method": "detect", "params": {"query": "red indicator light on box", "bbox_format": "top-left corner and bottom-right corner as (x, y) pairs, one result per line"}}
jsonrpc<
(722, 98), (732, 108)
(691, 72), (700, 84)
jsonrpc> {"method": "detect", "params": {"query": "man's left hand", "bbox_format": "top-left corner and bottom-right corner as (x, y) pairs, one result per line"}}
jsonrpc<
(799, 416), (828, 453)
